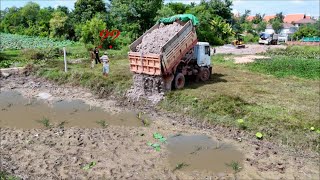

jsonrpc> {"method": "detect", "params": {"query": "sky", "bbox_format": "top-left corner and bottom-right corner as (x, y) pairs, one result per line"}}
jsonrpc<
(1, 0), (319, 17)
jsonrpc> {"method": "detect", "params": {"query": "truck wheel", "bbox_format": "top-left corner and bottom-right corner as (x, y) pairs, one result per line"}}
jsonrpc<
(198, 67), (210, 81)
(174, 73), (185, 89)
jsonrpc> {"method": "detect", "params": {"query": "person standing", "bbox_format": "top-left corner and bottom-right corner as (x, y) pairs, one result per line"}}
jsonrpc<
(100, 51), (110, 77)
(93, 47), (101, 64)
(90, 48), (95, 68)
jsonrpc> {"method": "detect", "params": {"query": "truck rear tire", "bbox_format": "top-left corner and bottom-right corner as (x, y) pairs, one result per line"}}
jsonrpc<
(173, 73), (185, 89)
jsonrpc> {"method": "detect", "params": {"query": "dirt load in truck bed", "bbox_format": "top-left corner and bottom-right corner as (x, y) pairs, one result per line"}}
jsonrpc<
(136, 22), (183, 54)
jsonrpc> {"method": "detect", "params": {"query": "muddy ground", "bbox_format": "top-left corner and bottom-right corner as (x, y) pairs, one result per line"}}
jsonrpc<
(0, 74), (319, 180)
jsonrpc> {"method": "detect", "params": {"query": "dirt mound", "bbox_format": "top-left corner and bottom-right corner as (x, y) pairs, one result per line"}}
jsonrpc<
(127, 74), (165, 104)
(136, 22), (183, 54)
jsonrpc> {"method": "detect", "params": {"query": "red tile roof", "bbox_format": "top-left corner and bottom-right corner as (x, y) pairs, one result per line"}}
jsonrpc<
(263, 15), (276, 22)
(283, 14), (311, 23)
(247, 16), (255, 21)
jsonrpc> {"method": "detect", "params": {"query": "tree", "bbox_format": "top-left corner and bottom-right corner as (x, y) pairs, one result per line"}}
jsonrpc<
(272, 19), (283, 33)
(256, 21), (267, 33)
(293, 23), (320, 39)
(154, 5), (175, 21)
(20, 2), (40, 28)
(73, 0), (106, 24)
(205, 0), (233, 22)
(49, 11), (68, 39)
(252, 13), (264, 24)
(167, 2), (190, 14)
(56, 6), (69, 15)
(79, 17), (106, 46)
(274, 12), (284, 23)
(110, 0), (163, 39)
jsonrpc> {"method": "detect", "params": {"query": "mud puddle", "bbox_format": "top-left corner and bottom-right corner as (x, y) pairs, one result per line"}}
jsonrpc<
(0, 91), (144, 128)
(167, 134), (244, 173)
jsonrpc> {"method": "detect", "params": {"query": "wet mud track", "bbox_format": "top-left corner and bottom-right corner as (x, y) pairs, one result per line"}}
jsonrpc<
(0, 75), (319, 179)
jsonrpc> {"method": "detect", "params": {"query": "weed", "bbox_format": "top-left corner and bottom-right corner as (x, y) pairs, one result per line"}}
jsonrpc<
(142, 118), (150, 127)
(82, 161), (97, 170)
(36, 117), (51, 128)
(237, 119), (247, 130)
(0, 171), (20, 180)
(173, 163), (189, 171)
(226, 161), (242, 173)
(96, 120), (108, 128)
(57, 121), (68, 128)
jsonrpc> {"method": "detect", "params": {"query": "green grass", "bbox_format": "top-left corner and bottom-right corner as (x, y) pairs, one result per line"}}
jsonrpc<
(0, 171), (20, 180)
(35, 57), (132, 97)
(247, 57), (320, 80)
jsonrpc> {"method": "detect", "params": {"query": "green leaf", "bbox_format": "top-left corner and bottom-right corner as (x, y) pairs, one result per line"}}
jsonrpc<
(147, 142), (152, 146)
(155, 146), (161, 151)
(159, 137), (167, 143)
(153, 133), (163, 139)
(82, 161), (96, 170)
(237, 119), (244, 124)
(255, 132), (263, 139)
(316, 129), (320, 134)
(151, 143), (160, 148)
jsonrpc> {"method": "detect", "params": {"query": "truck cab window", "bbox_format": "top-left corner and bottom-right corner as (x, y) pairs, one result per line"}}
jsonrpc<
(205, 46), (210, 55)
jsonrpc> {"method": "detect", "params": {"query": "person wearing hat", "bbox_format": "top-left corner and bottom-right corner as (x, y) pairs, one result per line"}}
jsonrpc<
(100, 51), (110, 77)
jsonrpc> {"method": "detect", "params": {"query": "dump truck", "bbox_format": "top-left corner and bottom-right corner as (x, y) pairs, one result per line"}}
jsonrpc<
(128, 14), (212, 93)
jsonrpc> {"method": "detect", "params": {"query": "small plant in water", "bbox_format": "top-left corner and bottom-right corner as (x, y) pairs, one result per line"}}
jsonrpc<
(226, 161), (242, 173)
(36, 117), (51, 128)
(96, 120), (108, 128)
(173, 162), (188, 171)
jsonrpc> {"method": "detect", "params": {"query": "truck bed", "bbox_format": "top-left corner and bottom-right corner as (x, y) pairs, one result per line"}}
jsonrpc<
(128, 20), (197, 76)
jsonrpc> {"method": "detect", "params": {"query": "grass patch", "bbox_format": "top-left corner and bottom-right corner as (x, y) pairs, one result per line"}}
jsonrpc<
(0, 171), (20, 180)
(35, 57), (132, 97)
(247, 57), (320, 80)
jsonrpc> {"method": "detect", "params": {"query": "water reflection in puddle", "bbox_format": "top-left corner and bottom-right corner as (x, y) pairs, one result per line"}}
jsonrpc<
(167, 134), (244, 173)
(0, 91), (143, 128)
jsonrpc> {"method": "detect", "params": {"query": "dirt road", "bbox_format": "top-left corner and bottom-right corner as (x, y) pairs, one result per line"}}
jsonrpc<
(0, 75), (319, 179)
(214, 44), (286, 55)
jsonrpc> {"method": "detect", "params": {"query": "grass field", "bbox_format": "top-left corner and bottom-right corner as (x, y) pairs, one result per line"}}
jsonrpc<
(1, 44), (319, 152)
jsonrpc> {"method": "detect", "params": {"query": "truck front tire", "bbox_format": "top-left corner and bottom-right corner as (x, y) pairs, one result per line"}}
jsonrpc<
(198, 67), (210, 82)
(173, 73), (185, 89)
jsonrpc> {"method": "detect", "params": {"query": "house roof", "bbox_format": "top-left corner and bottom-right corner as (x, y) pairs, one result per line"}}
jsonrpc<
(294, 18), (316, 24)
(247, 16), (255, 21)
(282, 23), (295, 29)
(283, 14), (311, 23)
(263, 15), (276, 22)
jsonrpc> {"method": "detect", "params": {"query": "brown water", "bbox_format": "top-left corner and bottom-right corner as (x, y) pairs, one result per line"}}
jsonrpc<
(167, 134), (244, 173)
(0, 91), (143, 128)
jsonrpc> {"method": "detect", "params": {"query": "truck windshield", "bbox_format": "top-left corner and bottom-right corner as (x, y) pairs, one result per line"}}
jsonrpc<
(260, 33), (270, 39)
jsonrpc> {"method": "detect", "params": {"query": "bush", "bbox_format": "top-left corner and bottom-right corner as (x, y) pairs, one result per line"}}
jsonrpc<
(21, 49), (45, 60)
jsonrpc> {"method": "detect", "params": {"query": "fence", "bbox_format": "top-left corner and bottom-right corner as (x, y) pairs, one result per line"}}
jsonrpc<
(286, 37), (320, 46)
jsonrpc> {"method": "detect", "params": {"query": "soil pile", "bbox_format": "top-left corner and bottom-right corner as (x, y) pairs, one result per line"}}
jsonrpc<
(136, 22), (183, 54)
(127, 74), (165, 104)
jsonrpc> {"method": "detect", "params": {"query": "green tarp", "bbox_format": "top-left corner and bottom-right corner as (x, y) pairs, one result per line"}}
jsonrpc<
(158, 14), (199, 26)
